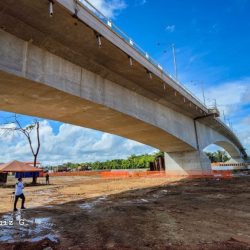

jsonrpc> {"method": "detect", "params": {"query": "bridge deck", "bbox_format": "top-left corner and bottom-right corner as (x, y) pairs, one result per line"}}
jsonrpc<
(0, 0), (206, 118)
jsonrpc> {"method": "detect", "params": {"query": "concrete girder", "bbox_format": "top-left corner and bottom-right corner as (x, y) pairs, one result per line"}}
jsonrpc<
(196, 121), (244, 162)
(0, 30), (197, 153)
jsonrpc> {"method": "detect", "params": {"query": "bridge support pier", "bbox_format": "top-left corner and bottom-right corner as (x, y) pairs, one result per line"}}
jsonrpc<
(164, 151), (212, 177)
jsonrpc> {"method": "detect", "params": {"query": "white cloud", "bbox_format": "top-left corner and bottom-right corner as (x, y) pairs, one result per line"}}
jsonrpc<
(236, 116), (250, 155)
(206, 79), (250, 113)
(184, 77), (250, 154)
(185, 78), (250, 115)
(166, 25), (175, 33)
(83, 0), (127, 18)
(205, 78), (250, 154)
(242, 116), (250, 125)
(0, 121), (156, 165)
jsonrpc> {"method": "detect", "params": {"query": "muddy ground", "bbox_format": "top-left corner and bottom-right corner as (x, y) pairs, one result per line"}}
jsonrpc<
(0, 176), (249, 249)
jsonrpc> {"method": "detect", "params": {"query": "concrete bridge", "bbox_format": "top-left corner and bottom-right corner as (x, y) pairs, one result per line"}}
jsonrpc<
(0, 0), (247, 175)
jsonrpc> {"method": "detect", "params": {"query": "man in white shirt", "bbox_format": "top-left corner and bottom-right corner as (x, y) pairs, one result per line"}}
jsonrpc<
(14, 177), (26, 211)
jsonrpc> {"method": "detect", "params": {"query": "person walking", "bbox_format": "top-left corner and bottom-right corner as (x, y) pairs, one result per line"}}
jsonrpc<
(13, 177), (26, 211)
(45, 173), (50, 185)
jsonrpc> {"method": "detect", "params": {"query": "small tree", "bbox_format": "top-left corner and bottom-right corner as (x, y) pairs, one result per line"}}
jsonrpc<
(1, 114), (41, 184)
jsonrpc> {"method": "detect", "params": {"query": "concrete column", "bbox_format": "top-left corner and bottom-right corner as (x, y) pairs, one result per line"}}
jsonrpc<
(164, 151), (212, 176)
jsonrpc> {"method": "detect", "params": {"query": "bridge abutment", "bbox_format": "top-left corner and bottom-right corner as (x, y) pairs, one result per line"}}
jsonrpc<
(164, 151), (212, 176)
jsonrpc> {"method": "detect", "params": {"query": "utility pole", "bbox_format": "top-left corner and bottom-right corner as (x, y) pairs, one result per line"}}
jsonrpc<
(172, 44), (178, 80)
(227, 118), (232, 128)
(190, 80), (206, 106)
(200, 81), (206, 106)
(222, 110), (226, 122)
(230, 121), (233, 131)
(213, 98), (217, 108)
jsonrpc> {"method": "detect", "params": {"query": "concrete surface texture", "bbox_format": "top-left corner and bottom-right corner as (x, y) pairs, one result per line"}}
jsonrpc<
(0, 0), (247, 175)
(164, 151), (212, 176)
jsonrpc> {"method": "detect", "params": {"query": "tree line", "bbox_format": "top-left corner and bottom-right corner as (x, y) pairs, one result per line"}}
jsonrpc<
(47, 150), (230, 171)
(48, 152), (164, 171)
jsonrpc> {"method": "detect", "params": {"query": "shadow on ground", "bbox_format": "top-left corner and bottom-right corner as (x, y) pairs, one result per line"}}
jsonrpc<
(0, 177), (249, 250)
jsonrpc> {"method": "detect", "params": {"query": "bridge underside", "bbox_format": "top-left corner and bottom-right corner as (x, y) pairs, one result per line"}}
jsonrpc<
(0, 70), (193, 153)
(0, 28), (200, 154)
(0, 0), (206, 118)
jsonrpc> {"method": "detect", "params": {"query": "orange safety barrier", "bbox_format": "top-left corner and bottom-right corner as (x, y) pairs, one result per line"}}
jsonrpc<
(39, 170), (233, 179)
(101, 171), (175, 178)
(39, 171), (104, 177)
(212, 170), (233, 179)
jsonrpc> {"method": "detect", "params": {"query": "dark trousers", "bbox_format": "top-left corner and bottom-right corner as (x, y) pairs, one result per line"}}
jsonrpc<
(14, 193), (25, 209)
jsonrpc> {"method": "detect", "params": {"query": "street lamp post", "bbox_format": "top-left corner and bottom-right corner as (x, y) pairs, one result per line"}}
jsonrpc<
(188, 80), (206, 106)
(200, 81), (206, 106)
(172, 44), (178, 80)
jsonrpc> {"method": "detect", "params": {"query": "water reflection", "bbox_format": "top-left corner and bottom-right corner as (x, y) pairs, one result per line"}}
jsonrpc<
(0, 210), (58, 243)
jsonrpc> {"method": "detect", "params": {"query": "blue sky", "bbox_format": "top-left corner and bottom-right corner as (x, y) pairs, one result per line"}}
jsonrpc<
(0, 0), (250, 164)
(117, 0), (250, 80)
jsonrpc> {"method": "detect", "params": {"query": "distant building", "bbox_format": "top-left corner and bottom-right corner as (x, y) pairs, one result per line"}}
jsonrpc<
(0, 160), (42, 184)
(212, 162), (250, 171)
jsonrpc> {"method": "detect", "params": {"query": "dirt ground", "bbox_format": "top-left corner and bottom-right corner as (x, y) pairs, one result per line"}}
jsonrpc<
(0, 175), (175, 213)
(0, 176), (249, 249)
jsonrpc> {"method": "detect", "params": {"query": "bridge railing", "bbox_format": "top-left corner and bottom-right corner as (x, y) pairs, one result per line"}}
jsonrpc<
(77, 0), (206, 107)
(74, 1), (246, 156)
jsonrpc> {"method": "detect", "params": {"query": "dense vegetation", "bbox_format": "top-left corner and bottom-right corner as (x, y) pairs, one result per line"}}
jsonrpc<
(84, 153), (157, 170)
(48, 152), (164, 171)
(46, 150), (230, 171)
(205, 150), (230, 163)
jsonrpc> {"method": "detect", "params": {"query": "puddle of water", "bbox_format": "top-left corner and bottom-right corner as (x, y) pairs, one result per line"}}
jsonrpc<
(79, 203), (94, 210)
(122, 200), (133, 204)
(98, 197), (106, 201)
(122, 199), (149, 205)
(205, 194), (227, 199)
(79, 196), (107, 211)
(0, 233), (13, 242)
(96, 195), (107, 202)
(34, 217), (50, 225)
(152, 194), (159, 198)
(0, 212), (58, 244)
(31, 234), (59, 243)
(161, 190), (170, 193)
